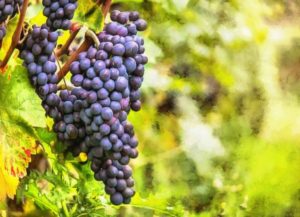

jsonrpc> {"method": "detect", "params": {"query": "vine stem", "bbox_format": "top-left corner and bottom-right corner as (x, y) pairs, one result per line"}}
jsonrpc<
(0, 0), (29, 69)
(55, 22), (81, 58)
(56, 36), (93, 82)
(101, 0), (112, 19)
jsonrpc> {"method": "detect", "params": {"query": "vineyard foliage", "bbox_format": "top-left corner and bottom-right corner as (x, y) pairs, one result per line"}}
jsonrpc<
(0, 0), (300, 216)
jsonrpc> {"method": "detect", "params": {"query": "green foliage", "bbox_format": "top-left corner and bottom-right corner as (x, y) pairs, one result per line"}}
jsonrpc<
(0, 0), (300, 216)
(0, 65), (42, 181)
(74, 0), (104, 32)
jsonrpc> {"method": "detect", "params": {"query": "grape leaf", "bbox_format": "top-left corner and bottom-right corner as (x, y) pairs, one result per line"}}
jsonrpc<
(0, 65), (44, 200)
(0, 63), (46, 128)
(74, 0), (104, 32)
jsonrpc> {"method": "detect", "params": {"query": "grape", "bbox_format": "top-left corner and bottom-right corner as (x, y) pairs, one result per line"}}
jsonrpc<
(115, 77), (128, 91)
(101, 107), (113, 120)
(129, 11), (139, 21)
(94, 60), (106, 73)
(117, 13), (129, 24)
(104, 80), (115, 92)
(110, 10), (120, 22)
(135, 19), (147, 31)
(112, 44), (125, 56)
(124, 57), (137, 73)
(91, 77), (103, 90)
(99, 69), (111, 81)
(91, 103), (102, 115)
(111, 56), (123, 68)
(71, 74), (84, 86)
(80, 58), (91, 70)
(63, 101), (73, 113)
(97, 88), (109, 99)
(0, 24), (6, 40)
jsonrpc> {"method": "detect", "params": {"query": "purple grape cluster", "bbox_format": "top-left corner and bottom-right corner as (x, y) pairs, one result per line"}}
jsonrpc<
(53, 88), (87, 142)
(19, 25), (61, 120)
(0, 0), (23, 22)
(63, 11), (147, 204)
(0, 24), (6, 40)
(18, 8), (147, 206)
(100, 10), (148, 112)
(42, 0), (78, 30)
(0, 0), (23, 40)
(67, 44), (140, 204)
(92, 158), (135, 205)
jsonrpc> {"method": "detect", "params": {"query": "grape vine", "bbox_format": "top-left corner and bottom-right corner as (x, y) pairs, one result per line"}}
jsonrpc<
(0, 0), (148, 206)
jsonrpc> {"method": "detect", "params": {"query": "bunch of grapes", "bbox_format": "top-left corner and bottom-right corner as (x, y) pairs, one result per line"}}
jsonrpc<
(0, 0), (23, 40)
(0, 0), (23, 22)
(92, 158), (136, 205)
(104, 10), (148, 111)
(17, 1), (147, 204)
(19, 25), (61, 120)
(64, 10), (147, 204)
(42, 0), (78, 30)
(54, 88), (87, 143)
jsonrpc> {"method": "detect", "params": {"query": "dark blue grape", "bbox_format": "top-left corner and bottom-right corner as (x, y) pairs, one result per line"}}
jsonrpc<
(129, 11), (139, 21)
(101, 137), (112, 150)
(105, 22), (119, 35)
(96, 50), (108, 60)
(110, 193), (123, 205)
(111, 56), (123, 68)
(99, 69), (111, 81)
(91, 77), (103, 90)
(87, 91), (97, 104)
(104, 80), (115, 92)
(107, 178), (117, 187)
(112, 44), (125, 56)
(125, 41), (139, 56)
(124, 57), (137, 73)
(94, 115), (103, 125)
(82, 78), (92, 89)
(101, 107), (113, 120)
(135, 19), (147, 31)
(100, 124), (110, 135)
(80, 59), (91, 71)
(91, 103), (102, 115)
(110, 10), (120, 22)
(37, 73), (48, 85)
(63, 101), (73, 113)
(72, 74), (84, 86)
(93, 60), (106, 73)
(97, 88), (109, 100)
(110, 101), (121, 112)
(115, 77), (128, 91)
(86, 67), (96, 79)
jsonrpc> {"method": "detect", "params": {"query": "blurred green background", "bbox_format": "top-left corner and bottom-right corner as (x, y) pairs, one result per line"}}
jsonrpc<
(6, 0), (300, 216)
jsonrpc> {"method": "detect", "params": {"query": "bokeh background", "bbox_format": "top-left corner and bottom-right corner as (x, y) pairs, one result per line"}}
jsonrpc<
(2, 0), (300, 216)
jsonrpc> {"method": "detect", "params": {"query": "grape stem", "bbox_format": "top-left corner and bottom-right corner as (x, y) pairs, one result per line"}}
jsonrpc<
(56, 35), (93, 82)
(0, 0), (29, 69)
(55, 23), (82, 58)
(101, 0), (112, 19)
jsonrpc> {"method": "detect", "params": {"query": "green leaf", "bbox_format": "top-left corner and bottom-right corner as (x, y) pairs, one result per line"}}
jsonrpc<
(35, 128), (56, 145)
(74, 0), (103, 32)
(0, 63), (45, 199)
(0, 64), (46, 128)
